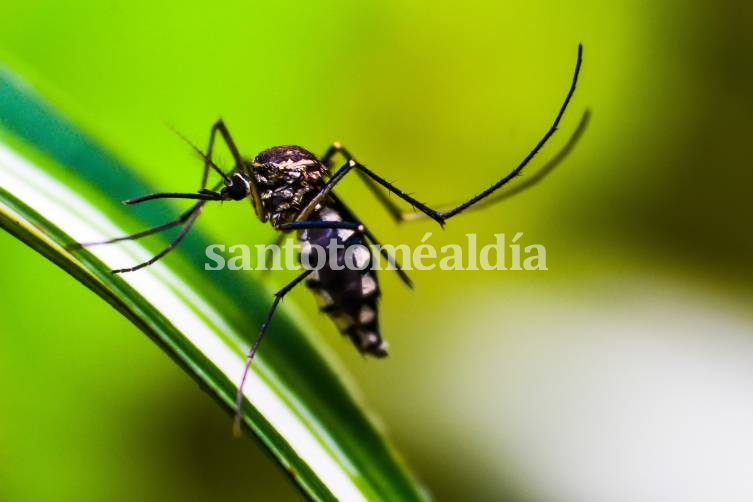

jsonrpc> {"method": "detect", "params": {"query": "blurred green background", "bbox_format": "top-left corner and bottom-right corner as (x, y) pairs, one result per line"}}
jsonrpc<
(1, 1), (752, 501)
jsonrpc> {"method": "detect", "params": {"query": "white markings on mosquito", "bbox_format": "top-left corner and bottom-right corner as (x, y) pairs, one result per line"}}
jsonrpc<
(359, 306), (376, 325)
(361, 274), (377, 297)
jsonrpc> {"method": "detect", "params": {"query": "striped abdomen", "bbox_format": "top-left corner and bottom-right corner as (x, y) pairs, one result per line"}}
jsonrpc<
(299, 204), (387, 357)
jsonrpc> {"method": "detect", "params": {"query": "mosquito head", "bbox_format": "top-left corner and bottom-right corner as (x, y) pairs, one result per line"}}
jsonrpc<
(218, 172), (251, 201)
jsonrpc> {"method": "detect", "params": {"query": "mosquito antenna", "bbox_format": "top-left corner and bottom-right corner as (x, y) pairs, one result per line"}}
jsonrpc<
(166, 122), (232, 184)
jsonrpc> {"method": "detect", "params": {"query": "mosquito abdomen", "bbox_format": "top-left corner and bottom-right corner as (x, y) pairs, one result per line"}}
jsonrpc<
(299, 205), (387, 357)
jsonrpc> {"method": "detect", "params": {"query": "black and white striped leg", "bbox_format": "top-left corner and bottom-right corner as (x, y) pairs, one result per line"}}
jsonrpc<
(234, 269), (312, 435)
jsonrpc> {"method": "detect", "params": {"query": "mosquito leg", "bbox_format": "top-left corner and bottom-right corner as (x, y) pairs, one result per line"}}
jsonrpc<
(285, 169), (415, 286)
(111, 202), (205, 274)
(321, 141), (348, 167)
(275, 221), (363, 232)
(321, 44), (584, 224)
(76, 203), (202, 248)
(291, 159), (358, 222)
(259, 233), (288, 275)
(234, 269), (312, 435)
(361, 226), (413, 289)
(115, 120), (232, 211)
(322, 143), (408, 224)
(295, 155), (445, 226)
(204, 119), (264, 216)
(350, 162), (445, 225)
(207, 119), (244, 167)
(80, 121), (238, 269)
(400, 108), (591, 221)
(122, 191), (222, 204)
(439, 44), (583, 219)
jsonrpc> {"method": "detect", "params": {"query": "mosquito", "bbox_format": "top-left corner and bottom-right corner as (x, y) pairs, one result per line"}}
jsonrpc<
(80, 44), (585, 431)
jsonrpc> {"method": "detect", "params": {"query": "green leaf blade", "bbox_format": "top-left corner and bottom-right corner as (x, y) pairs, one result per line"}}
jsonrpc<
(0, 68), (426, 502)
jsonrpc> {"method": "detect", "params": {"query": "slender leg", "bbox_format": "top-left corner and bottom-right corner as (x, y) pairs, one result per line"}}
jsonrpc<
(206, 119), (244, 167)
(292, 159), (358, 222)
(122, 191), (222, 204)
(322, 143), (407, 224)
(399, 109), (591, 221)
(259, 232), (288, 275)
(204, 120), (264, 217)
(98, 180), (227, 272)
(299, 157), (445, 225)
(234, 269), (312, 435)
(350, 162), (446, 224)
(127, 121), (232, 205)
(77, 203), (202, 247)
(275, 220), (363, 232)
(361, 226), (414, 289)
(440, 46), (582, 219)
(282, 174), (414, 286)
(111, 204), (205, 273)
(321, 44), (584, 224)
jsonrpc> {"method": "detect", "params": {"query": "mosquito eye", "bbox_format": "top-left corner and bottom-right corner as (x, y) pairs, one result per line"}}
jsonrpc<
(226, 175), (250, 200)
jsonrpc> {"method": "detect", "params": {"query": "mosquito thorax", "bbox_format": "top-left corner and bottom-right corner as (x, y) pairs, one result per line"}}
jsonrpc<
(251, 145), (329, 225)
